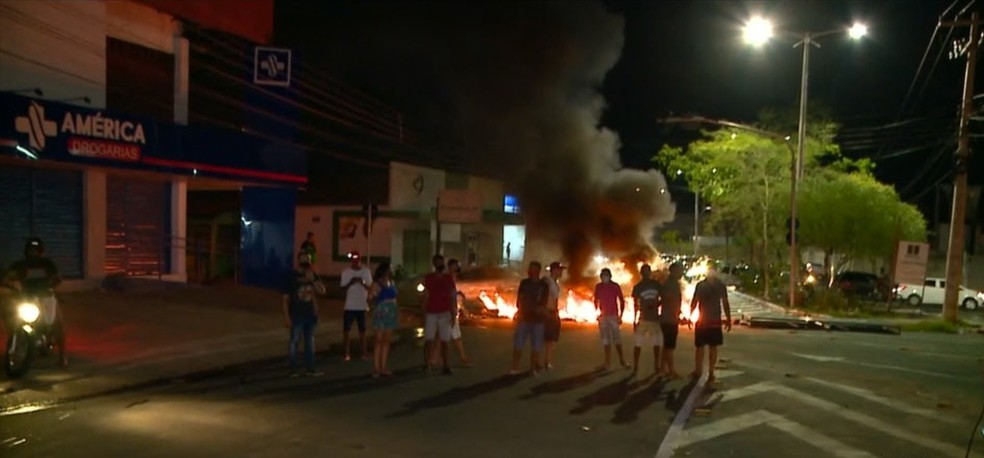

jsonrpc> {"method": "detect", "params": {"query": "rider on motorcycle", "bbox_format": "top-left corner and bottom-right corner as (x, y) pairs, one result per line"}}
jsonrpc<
(5, 237), (67, 366)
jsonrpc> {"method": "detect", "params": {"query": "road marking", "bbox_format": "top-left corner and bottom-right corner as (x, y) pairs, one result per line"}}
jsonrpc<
(803, 377), (963, 425)
(713, 369), (743, 379)
(789, 352), (959, 380)
(717, 382), (779, 403)
(769, 385), (966, 456)
(791, 353), (845, 362)
(655, 373), (707, 458)
(675, 410), (876, 458)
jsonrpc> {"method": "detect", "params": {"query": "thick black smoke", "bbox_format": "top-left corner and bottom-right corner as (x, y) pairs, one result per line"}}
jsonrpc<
(297, 1), (676, 280)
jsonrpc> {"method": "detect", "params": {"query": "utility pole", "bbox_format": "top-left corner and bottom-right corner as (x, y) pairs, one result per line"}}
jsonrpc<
(941, 12), (980, 323)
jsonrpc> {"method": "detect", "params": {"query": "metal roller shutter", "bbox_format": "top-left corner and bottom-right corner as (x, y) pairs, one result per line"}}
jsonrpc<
(106, 177), (170, 276)
(32, 170), (83, 278)
(0, 167), (33, 270)
(0, 166), (83, 278)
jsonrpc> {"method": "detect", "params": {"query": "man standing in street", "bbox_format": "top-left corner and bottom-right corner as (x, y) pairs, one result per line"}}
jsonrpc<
(282, 252), (327, 377)
(660, 262), (685, 379)
(340, 251), (373, 361)
(543, 261), (564, 370)
(510, 261), (548, 375)
(594, 267), (629, 370)
(423, 254), (456, 375)
(631, 264), (662, 376)
(690, 265), (732, 384)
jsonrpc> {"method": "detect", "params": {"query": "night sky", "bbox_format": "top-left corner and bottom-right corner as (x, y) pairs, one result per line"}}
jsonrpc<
(275, 0), (977, 217)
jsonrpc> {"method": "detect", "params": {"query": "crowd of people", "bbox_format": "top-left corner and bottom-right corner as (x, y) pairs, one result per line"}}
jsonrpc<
(282, 233), (731, 383)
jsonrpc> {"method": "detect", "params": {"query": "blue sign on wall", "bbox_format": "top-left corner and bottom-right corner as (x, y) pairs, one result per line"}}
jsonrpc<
(1, 93), (307, 187)
(253, 47), (292, 87)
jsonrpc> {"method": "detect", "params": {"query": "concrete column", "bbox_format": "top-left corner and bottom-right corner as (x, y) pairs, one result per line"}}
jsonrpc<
(171, 178), (187, 281)
(173, 34), (189, 125)
(84, 170), (107, 285)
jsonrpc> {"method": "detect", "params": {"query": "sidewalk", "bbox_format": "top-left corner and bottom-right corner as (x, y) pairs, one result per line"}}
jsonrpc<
(0, 285), (415, 412)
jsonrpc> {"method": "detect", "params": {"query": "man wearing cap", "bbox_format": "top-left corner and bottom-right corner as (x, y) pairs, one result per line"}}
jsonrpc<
(340, 251), (373, 361)
(543, 261), (565, 370)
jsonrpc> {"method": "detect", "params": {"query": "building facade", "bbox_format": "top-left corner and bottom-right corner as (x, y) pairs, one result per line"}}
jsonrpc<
(0, 0), (304, 290)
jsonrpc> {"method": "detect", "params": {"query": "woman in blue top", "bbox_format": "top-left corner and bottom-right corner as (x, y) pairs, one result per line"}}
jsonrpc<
(370, 262), (398, 377)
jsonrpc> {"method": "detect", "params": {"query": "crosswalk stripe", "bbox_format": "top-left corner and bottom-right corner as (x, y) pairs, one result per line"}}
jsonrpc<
(676, 410), (876, 458)
(769, 385), (966, 456)
(803, 377), (963, 425)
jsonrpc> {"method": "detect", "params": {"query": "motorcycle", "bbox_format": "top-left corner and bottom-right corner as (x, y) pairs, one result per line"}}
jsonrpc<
(5, 294), (61, 378)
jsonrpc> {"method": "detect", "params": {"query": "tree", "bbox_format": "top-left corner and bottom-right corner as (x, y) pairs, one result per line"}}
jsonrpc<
(659, 230), (682, 254)
(655, 112), (859, 299)
(798, 170), (927, 280)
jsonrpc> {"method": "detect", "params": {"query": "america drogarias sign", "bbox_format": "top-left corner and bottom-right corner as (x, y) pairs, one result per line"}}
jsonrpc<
(12, 100), (148, 162)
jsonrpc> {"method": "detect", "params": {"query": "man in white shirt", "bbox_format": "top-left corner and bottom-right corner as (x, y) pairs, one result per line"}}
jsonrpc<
(340, 251), (373, 361)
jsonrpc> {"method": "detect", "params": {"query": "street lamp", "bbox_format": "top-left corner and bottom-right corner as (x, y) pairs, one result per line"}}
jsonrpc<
(742, 17), (867, 307)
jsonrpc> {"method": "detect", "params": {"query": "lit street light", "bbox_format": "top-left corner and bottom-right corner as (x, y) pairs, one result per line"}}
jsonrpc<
(742, 16), (867, 307)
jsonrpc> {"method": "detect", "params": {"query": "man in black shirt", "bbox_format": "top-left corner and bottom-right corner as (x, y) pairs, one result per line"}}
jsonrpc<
(5, 237), (66, 366)
(281, 252), (326, 377)
(509, 261), (548, 375)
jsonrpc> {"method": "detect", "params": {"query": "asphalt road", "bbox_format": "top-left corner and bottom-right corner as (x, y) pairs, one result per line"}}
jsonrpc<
(2, 319), (983, 457)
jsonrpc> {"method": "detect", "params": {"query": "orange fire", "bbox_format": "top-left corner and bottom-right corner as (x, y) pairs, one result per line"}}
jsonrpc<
(477, 256), (711, 325)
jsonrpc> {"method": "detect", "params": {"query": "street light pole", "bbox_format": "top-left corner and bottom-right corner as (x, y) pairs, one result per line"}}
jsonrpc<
(789, 33), (812, 309)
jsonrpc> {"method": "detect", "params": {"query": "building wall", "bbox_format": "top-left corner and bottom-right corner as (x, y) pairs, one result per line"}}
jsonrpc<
(2, 1), (187, 288)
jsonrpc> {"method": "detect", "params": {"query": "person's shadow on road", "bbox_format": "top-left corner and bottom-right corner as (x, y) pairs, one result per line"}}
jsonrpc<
(387, 373), (527, 418)
(611, 377), (668, 424)
(569, 373), (655, 415)
(519, 368), (610, 400)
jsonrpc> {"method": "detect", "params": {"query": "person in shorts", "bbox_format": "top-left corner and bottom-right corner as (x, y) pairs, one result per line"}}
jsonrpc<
(509, 261), (548, 375)
(543, 261), (565, 370)
(594, 268), (629, 370)
(690, 265), (732, 384)
(659, 262), (685, 379)
(423, 254), (456, 375)
(340, 251), (373, 361)
(632, 264), (662, 376)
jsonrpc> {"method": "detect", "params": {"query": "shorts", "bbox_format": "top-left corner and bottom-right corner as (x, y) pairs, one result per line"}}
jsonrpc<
(634, 321), (662, 347)
(661, 322), (679, 349)
(695, 326), (724, 347)
(513, 320), (545, 352)
(544, 313), (561, 342)
(598, 315), (622, 346)
(424, 312), (453, 342)
(343, 310), (367, 332)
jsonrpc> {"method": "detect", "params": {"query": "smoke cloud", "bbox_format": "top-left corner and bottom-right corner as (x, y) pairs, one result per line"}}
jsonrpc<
(307, 1), (676, 280)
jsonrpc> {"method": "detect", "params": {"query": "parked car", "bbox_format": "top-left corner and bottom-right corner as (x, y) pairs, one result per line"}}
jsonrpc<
(894, 278), (983, 310)
(833, 271), (888, 301)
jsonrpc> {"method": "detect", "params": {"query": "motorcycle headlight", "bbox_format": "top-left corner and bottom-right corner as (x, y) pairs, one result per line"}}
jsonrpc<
(416, 283), (425, 293)
(17, 302), (41, 323)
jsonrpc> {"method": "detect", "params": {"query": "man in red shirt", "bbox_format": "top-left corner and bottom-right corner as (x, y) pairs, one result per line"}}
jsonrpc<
(594, 268), (629, 370)
(422, 254), (456, 375)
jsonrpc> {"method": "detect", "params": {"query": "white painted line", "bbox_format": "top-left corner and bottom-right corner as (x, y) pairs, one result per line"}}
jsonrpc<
(675, 410), (876, 458)
(767, 413), (877, 458)
(771, 385), (966, 456)
(788, 352), (959, 380)
(713, 369), (743, 380)
(717, 382), (779, 403)
(803, 377), (962, 426)
(655, 373), (707, 458)
(675, 410), (776, 448)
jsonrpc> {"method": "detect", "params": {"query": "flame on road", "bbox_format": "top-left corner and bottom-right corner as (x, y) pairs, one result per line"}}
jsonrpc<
(475, 256), (712, 325)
